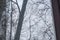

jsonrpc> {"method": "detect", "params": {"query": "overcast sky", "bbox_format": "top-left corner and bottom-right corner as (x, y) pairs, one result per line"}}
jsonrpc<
(17, 0), (23, 10)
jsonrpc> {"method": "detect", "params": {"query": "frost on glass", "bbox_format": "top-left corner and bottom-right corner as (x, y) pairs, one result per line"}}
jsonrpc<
(6, 0), (56, 40)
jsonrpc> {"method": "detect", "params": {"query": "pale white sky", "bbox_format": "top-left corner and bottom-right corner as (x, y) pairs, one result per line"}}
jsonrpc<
(13, 0), (23, 10)
(17, 0), (23, 10)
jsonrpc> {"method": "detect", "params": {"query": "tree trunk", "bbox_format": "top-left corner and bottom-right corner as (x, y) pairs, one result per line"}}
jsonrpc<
(14, 0), (28, 40)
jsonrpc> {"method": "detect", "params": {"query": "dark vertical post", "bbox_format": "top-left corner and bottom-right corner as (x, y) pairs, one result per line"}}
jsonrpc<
(52, 0), (60, 40)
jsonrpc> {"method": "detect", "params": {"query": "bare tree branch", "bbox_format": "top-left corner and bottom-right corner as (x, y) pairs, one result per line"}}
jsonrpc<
(14, 0), (28, 40)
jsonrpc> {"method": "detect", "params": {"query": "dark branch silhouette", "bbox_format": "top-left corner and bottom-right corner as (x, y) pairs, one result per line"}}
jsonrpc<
(12, 0), (20, 15)
(10, 0), (12, 40)
(14, 0), (28, 40)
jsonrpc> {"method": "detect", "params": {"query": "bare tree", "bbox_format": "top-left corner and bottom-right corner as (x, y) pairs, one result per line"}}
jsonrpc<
(6, 0), (28, 40)
(14, 0), (28, 40)
(5, 0), (56, 40)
